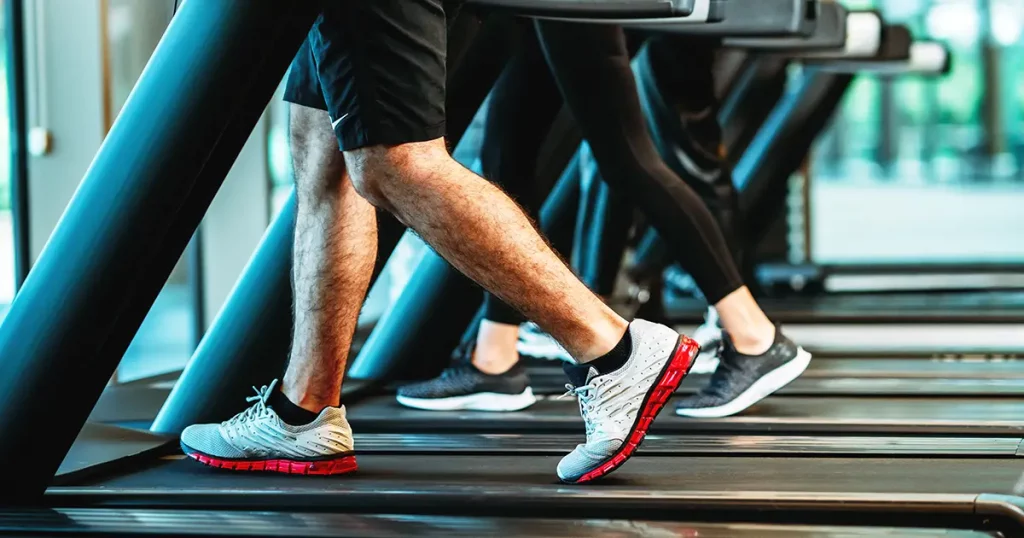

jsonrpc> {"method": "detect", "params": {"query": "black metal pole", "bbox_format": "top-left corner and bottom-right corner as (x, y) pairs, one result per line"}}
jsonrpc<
(5, 0), (29, 289)
(0, 0), (317, 500)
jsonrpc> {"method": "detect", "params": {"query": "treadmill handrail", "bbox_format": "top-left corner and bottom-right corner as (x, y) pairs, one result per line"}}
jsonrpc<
(790, 10), (883, 59)
(625, 0), (814, 37)
(723, 1), (846, 51)
(533, 0), (712, 24)
(469, 0), (696, 18)
(810, 41), (951, 76)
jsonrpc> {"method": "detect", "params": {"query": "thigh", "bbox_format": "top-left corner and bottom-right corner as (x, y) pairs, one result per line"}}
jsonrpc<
(480, 21), (563, 208)
(310, 0), (451, 151)
(534, 21), (654, 167)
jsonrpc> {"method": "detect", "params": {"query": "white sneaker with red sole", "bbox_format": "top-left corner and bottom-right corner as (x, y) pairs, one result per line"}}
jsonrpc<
(179, 380), (356, 476)
(557, 319), (699, 483)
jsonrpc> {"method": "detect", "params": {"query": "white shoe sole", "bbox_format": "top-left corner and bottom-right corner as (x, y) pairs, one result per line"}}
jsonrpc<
(676, 348), (812, 418)
(396, 388), (537, 412)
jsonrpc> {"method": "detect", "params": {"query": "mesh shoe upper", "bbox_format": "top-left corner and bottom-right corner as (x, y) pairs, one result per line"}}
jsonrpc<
(397, 340), (530, 399)
(557, 319), (683, 481)
(397, 362), (530, 399)
(180, 380), (353, 461)
(677, 328), (800, 410)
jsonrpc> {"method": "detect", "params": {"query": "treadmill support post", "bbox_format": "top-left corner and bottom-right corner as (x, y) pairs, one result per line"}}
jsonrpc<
(0, 0), (316, 500)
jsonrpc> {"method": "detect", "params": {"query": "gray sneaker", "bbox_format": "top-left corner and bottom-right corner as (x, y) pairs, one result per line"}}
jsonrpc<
(557, 319), (699, 484)
(676, 328), (811, 418)
(180, 379), (356, 476)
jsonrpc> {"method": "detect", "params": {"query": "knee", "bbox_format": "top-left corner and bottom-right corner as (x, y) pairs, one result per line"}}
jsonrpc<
(344, 139), (449, 207)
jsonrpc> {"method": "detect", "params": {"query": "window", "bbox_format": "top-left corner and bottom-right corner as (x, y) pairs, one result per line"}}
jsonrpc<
(0, 0), (15, 321)
(809, 0), (1024, 263)
(105, 0), (194, 382)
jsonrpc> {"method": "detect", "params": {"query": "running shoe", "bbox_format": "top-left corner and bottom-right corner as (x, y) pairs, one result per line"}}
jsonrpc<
(676, 328), (811, 418)
(396, 342), (536, 411)
(179, 380), (357, 475)
(557, 319), (699, 484)
(517, 321), (573, 362)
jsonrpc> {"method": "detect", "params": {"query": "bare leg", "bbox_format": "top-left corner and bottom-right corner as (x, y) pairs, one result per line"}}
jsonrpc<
(472, 321), (520, 374)
(346, 139), (626, 362)
(282, 104), (378, 412)
(714, 289), (775, 354)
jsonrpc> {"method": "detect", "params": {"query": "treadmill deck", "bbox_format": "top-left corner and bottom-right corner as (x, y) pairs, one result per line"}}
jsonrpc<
(349, 395), (1024, 435)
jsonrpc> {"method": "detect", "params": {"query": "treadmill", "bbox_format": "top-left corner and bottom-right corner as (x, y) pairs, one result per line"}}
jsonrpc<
(2, 1), (1022, 537)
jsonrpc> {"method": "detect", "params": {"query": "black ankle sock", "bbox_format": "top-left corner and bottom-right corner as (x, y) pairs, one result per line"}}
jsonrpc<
(565, 326), (633, 385)
(589, 327), (633, 374)
(268, 389), (321, 426)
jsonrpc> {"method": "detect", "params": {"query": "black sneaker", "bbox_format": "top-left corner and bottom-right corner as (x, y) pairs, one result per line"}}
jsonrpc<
(396, 343), (536, 412)
(675, 327), (810, 418)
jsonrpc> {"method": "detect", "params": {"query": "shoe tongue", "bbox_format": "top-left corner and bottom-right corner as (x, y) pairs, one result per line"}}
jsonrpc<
(563, 362), (599, 387)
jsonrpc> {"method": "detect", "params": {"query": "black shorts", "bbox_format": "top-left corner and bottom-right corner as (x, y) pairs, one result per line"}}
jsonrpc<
(283, 0), (452, 151)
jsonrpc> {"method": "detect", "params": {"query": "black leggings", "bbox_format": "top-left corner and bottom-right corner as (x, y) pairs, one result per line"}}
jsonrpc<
(535, 21), (742, 305)
(478, 21), (564, 325)
(629, 35), (746, 281)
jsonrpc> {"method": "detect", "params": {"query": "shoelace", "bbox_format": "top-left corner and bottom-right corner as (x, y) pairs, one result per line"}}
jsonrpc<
(561, 383), (599, 436)
(225, 379), (279, 427)
(561, 382), (630, 438)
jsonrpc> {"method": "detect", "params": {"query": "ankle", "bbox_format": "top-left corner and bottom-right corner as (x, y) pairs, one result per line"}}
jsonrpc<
(269, 387), (322, 425)
(472, 348), (519, 375)
(729, 324), (776, 356)
(577, 315), (629, 363)
(281, 377), (337, 414)
(714, 286), (776, 355)
(472, 320), (521, 375)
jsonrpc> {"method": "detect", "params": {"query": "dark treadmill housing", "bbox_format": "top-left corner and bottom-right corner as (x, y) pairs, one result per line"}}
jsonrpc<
(470, 0), (696, 17)
(630, 0), (815, 36)
(725, 1), (845, 49)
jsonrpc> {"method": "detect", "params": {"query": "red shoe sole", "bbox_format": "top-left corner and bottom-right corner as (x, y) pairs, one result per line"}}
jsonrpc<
(565, 335), (699, 484)
(184, 450), (358, 476)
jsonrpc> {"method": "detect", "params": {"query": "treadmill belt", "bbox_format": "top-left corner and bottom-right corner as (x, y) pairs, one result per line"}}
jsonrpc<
(525, 357), (1024, 396)
(664, 290), (1024, 323)
(348, 395), (1024, 435)
(349, 432), (1023, 457)
(51, 455), (1023, 505)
